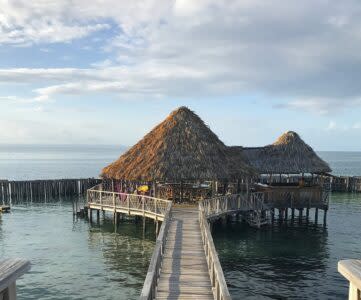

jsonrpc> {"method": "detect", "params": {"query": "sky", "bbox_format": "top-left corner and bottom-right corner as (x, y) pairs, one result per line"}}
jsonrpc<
(1, 0), (361, 151)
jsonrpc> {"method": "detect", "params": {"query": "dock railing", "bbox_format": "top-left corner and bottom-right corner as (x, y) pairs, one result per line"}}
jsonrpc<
(199, 200), (231, 300)
(338, 260), (361, 300)
(87, 184), (171, 221)
(0, 259), (31, 300)
(201, 193), (265, 219)
(139, 201), (172, 300)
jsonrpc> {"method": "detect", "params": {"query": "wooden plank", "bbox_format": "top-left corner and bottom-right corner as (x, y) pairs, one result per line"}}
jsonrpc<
(156, 208), (213, 300)
(0, 259), (30, 293)
(338, 260), (361, 292)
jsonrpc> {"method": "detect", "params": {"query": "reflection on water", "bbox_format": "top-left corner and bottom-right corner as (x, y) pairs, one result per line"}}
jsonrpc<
(0, 196), (155, 300)
(213, 193), (361, 300)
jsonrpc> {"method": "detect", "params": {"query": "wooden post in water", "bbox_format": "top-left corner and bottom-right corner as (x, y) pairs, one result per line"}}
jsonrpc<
(299, 209), (303, 223)
(89, 208), (93, 223)
(291, 208), (295, 223)
(279, 209), (283, 222)
(284, 208), (288, 221)
(323, 209), (328, 226)
(315, 208), (319, 224)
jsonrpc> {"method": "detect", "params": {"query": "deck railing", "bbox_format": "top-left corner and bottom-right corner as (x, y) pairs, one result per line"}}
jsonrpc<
(201, 192), (265, 219)
(199, 200), (231, 300)
(139, 202), (172, 300)
(338, 260), (361, 300)
(87, 184), (171, 221)
(256, 185), (329, 208)
(0, 259), (31, 300)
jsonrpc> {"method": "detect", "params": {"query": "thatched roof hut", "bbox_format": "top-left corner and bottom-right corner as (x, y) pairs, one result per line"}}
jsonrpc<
(102, 106), (255, 181)
(230, 131), (331, 175)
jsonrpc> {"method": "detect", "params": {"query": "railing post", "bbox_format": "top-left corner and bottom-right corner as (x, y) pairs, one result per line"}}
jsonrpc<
(142, 197), (145, 217)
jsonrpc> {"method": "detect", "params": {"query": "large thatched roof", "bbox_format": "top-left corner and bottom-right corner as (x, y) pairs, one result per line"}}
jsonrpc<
(102, 106), (255, 181)
(230, 131), (331, 174)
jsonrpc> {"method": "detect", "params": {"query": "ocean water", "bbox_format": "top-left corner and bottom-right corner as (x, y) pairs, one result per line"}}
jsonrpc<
(0, 145), (360, 299)
(0, 197), (156, 300)
(0, 144), (123, 180)
(213, 193), (361, 299)
(0, 145), (359, 180)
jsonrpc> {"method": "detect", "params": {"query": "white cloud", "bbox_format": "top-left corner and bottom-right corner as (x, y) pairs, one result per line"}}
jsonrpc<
(2, 0), (361, 113)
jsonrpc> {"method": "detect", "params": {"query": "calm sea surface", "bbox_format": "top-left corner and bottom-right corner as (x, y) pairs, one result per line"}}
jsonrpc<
(0, 145), (360, 180)
(0, 198), (156, 300)
(0, 145), (360, 299)
(213, 193), (361, 299)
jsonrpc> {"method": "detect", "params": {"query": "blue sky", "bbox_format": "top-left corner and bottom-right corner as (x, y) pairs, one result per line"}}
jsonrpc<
(1, 0), (361, 150)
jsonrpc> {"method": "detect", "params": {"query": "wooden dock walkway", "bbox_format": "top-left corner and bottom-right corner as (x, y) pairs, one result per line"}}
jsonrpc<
(156, 208), (213, 300)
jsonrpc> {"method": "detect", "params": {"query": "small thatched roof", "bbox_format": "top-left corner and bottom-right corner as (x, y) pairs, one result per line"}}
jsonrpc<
(102, 106), (255, 181)
(231, 131), (331, 174)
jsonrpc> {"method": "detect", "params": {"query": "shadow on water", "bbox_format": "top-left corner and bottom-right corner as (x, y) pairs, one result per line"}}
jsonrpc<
(0, 196), (156, 300)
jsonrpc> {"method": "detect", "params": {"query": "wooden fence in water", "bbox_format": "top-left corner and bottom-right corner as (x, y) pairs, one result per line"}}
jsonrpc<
(0, 178), (101, 204)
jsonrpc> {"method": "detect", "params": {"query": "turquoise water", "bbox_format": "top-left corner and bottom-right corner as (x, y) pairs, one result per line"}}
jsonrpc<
(0, 145), (361, 299)
(0, 197), (156, 300)
(213, 193), (361, 299)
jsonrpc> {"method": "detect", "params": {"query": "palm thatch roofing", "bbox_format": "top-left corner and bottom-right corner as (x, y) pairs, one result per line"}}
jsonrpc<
(229, 131), (331, 174)
(102, 106), (255, 181)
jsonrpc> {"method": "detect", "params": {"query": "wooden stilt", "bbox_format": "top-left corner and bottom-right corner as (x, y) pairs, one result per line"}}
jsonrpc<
(284, 208), (288, 221)
(299, 209), (303, 222)
(89, 208), (93, 223)
(271, 208), (275, 225)
(279, 209), (283, 222)
(323, 209), (328, 226)
(315, 208), (319, 224)
(96, 209), (100, 222)
(291, 208), (295, 222)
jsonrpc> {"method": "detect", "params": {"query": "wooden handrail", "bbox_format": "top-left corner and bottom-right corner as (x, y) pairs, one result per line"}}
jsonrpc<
(139, 202), (172, 300)
(338, 260), (361, 300)
(87, 186), (172, 221)
(199, 201), (231, 300)
(0, 259), (31, 300)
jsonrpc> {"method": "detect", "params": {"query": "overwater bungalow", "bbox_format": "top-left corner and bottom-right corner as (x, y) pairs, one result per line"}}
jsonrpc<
(229, 131), (332, 222)
(101, 106), (255, 202)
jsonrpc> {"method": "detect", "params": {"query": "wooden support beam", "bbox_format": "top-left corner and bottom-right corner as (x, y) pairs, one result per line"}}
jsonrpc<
(315, 208), (319, 224)
(89, 208), (93, 223)
(323, 209), (328, 226)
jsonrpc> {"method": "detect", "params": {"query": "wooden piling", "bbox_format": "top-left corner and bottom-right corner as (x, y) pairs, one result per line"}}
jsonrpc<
(299, 209), (303, 223)
(315, 208), (319, 224)
(323, 209), (327, 226)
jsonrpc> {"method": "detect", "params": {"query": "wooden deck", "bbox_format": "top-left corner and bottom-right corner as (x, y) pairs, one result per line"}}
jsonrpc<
(156, 208), (214, 300)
